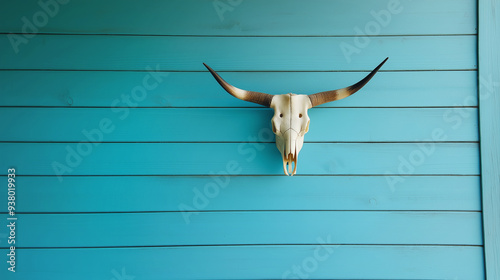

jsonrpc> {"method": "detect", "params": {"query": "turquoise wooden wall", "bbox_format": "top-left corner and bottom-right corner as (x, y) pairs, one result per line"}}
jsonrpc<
(0, 0), (487, 279)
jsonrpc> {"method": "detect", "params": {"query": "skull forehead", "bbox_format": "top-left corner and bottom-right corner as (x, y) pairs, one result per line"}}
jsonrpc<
(270, 93), (311, 134)
(270, 93), (312, 112)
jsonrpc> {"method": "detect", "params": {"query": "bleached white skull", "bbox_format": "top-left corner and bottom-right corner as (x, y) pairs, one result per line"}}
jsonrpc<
(204, 58), (388, 176)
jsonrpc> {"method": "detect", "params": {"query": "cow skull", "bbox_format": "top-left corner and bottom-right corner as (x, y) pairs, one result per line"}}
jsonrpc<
(204, 58), (388, 176)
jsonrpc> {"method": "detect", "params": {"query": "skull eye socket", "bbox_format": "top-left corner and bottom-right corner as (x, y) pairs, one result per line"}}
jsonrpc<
(279, 113), (283, 118)
(299, 114), (303, 118)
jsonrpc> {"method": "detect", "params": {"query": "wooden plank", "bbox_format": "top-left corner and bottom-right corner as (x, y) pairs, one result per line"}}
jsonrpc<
(0, 143), (479, 176)
(0, 246), (484, 279)
(0, 108), (479, 142)
(0, 212), (482, 247)
(478, 0), (500, 279)
(0, 176), (480, 212)
(0, 35), (476, 71)
(0, 70), (478, 108)
(0, 0), (476, 36)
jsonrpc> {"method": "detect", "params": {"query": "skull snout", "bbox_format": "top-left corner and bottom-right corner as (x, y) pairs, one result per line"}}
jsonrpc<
(284, 129), (297, 158)
(279, 128), (303, 176)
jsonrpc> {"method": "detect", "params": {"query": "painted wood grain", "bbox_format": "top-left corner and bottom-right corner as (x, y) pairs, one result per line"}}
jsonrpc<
(0, 35), (476, 71)
(0, 0), (484, 279)
(0, 246), (484, 280)
(0, 0), (476, 36)
(0, 70), (478, 108)
(0, 212), (482, 247)
(0, 176), (480, 212)
(0, 143), (479, 175)
(0, 108), (479, 142)
(478, 0), (500, 278)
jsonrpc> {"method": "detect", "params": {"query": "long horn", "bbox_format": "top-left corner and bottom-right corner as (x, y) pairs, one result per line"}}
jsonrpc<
(203, 63), (274, 107)
(308, 57), (388, 107)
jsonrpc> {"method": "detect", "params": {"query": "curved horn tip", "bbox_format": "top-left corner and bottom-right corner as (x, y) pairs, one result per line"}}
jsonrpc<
(379, 57), (389, 67)
(307, 57), (389, 107)
(203, 63), (213, 71)
(202, 62), (274, 107)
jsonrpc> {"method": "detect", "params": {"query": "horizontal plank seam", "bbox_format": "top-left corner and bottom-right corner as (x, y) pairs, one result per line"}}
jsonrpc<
(2, 244), (484, 250)
(0, 210), (482, 215)
(0, 33), (478, 37)
(0, 69), (479, 73)
(0, 141), (480, 144)
(0, 106), (479, 109)
(1, 174), (481, 177)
